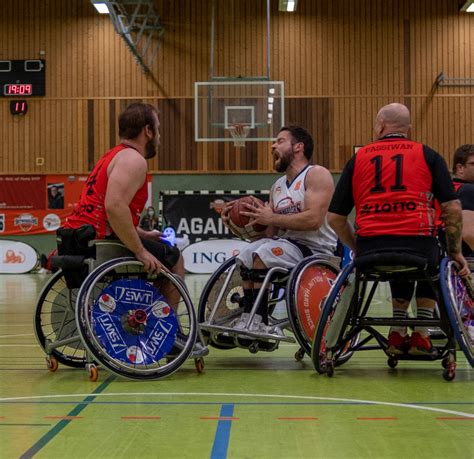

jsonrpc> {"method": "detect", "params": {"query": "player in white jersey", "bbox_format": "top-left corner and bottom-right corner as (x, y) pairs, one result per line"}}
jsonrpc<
(221, 125), (338, 330)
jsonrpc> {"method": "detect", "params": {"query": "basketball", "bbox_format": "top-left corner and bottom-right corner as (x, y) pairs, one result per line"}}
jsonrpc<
(228, 197), (267, 233)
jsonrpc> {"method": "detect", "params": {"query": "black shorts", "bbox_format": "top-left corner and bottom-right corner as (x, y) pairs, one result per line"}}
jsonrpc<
(140, 237), (181, 269)
(356, 235), (441, 301)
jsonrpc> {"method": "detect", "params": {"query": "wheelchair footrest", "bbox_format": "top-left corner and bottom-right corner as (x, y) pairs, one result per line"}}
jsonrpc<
(200, 323), (295, 343)
(50, 255), (86, 270)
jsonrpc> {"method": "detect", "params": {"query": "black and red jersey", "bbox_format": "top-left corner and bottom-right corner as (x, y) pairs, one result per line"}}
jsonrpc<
(65, 144), (148, 238)
(329, 135), (456, 237)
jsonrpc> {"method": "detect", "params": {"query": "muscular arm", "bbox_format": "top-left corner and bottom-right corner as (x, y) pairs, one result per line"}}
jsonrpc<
(105, 149), (147, 256)
(440, 199), (470, 276)
(243, 166), (335, 231)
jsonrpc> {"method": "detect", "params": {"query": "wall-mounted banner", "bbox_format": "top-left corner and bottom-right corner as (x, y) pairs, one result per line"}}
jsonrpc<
(0, 240), (39, 273)
(160, 190), (269, 245)
(0, 174), (153, 236)
(182, 239), (249, 274)
(0, 174), (87, 236)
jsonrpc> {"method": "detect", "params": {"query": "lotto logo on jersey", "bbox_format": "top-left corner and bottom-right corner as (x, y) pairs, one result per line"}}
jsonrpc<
(360, 200), (417, 215)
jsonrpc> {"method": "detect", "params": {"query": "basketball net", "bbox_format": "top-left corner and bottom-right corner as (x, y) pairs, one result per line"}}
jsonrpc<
(228, 123), (250, 147)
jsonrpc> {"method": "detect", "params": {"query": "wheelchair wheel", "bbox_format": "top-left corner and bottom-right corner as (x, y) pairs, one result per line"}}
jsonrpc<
(286, 256), (339, 355)
(439, 258), (474, 367)
(75, 258), (197, 380)
(311, 262), (359, 374)
(198, 257), (240, 349)
(34, 270), (87, 368)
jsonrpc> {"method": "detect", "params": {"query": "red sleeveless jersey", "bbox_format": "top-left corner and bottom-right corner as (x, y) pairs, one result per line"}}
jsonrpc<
(353, 138), (435, 237)
(65, 144), (148, 238)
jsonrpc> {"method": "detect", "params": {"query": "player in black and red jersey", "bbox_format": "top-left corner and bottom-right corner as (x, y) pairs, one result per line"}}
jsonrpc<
(64, 102), (182, 276)
(452, 144), (474, 256)
(328, 103), (469, 356)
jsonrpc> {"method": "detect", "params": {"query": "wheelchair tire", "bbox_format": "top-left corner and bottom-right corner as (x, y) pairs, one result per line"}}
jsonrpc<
(75, 258), (197, 380)
(286, 256), (340, 356)
(198, 256), (240, 349)
(311, 262), (358, 374)
(439, 258), (474, 367)
(34, 270), (88, 368)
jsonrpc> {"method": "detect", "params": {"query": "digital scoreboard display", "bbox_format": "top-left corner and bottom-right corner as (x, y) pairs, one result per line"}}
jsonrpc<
(0, 60), (45, 97)
(4, 83), (33, 96)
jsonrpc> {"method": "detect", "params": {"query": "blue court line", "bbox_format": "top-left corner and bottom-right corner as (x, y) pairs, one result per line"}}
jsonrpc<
(210, 404), (234, 459)
(19, 375), (115, 459)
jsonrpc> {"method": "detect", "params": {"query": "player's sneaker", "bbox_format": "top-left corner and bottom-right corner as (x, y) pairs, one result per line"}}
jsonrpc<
(231, 312), (251, 330)
(408, 332), (438, 356)
(386, 331), (410, 355)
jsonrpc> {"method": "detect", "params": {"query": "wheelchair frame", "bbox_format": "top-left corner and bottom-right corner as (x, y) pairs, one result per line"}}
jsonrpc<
(34, 239), (201, 381)
(198, 254), (340, 357)
(311, 256), (474, 381)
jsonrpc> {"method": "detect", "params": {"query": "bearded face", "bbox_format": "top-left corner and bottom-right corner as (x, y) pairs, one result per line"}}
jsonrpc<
(144, 114), (160, 159)
(272, 131), (296, 172)
(144, 136), (158, 159)
(274, 148), (295, 172)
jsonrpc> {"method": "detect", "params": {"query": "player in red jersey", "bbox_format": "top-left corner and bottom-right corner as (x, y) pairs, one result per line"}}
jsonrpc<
(64, 102), (183, 277)
(452, 144), (474, 256)
(328, 103), (469, 356)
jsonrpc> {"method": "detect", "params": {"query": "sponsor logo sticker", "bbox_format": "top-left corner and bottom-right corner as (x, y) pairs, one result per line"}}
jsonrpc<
(43, 213), (61, 231)
(14, 213), (38, 232)
(271, 247), (284, 256)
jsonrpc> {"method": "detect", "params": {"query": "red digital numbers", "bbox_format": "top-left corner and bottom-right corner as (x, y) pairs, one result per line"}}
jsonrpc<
(4, 83), (33, 96)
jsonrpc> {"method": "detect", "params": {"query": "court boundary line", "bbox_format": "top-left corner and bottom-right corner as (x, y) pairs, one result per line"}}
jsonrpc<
(3, 392), (473, 419)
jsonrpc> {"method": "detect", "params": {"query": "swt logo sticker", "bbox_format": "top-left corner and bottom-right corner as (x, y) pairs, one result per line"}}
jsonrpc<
(114, 286), (153, 305)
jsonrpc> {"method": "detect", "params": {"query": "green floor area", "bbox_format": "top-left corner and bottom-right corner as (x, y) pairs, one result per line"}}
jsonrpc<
(0, 273), (472, 458)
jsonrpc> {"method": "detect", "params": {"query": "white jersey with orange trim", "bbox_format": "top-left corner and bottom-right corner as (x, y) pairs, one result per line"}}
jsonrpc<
(271, 165), (337, 255)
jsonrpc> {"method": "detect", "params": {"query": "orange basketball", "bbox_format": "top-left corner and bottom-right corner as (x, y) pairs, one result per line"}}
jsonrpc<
(228, 197), (267, 232)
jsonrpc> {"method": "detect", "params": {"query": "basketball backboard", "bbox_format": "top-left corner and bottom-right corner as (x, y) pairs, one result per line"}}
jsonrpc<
(194, 80), (285, 143)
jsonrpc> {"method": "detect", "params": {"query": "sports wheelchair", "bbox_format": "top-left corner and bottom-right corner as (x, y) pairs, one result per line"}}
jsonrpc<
(311, 251), (474, 381)
(34, 225), (203, 381)
(198, 253), (352, 361)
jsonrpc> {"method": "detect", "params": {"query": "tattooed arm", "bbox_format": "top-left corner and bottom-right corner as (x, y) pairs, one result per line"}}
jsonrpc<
(440, 199), (470, 277)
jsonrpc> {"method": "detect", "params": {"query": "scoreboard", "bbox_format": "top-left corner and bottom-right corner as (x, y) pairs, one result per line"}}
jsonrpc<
(0, 59), (45, 97)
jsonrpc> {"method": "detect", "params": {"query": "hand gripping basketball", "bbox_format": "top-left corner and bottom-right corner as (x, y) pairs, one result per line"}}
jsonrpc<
(227, 196), (267, 241)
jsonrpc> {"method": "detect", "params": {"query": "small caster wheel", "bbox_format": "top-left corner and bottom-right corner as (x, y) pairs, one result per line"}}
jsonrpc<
(441, 358), (449, 369)
(46, 356), (58, 373)
(387, 357), (398, 369)
(326, 360), (334, 377)
(195, 358), (205, 374)
(442, 362), (456, 381)
(87, 364), (98, 382)
(294, 348), (305, 362)
(249, 342), (259, 354)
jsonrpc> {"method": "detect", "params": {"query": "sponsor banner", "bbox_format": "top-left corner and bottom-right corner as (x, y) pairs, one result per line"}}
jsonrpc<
(0, 174), (88, 236)
(161, 191), (269, 244)
(0, 240), (39, 273)
(0, 174), (152, 236)
(182, 239), (249, 274)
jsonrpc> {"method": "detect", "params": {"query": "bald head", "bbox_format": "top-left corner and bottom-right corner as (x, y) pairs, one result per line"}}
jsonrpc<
(374, 103), (411, 139)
